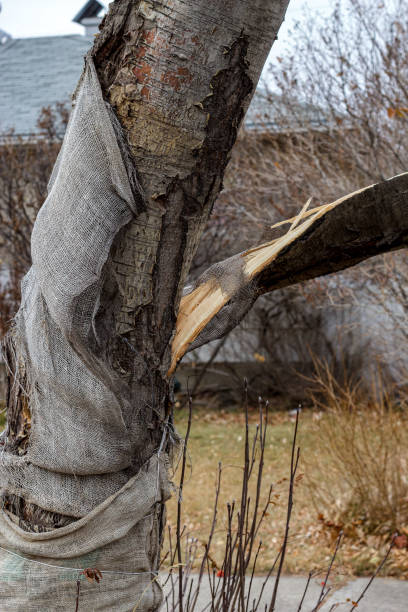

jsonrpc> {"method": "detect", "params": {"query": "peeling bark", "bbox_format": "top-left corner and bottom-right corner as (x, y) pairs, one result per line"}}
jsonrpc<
(3, 341), (31, 456)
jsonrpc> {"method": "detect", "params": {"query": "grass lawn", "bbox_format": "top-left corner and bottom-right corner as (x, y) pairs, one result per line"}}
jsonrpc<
(165, 402), (408, 579)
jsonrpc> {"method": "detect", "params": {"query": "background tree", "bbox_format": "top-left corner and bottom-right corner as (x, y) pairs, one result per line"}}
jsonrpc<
(200, 0), (408, 391)
(0, 105), (68, 336)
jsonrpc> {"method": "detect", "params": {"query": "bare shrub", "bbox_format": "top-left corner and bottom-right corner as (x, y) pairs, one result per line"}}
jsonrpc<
(162, 398), (324, 611)
(0, 104), (67, 335)
(268, 0), (408, 195)
(305, 362), (408, 535)
(161, 394), (396, 610)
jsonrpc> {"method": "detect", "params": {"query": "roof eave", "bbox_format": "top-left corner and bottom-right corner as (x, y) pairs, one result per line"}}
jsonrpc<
(72, 0), (104, 25)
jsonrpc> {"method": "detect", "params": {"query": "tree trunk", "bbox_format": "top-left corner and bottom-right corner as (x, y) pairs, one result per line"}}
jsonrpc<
(90, 0), (289, 422)
(0, 1), (290, 609)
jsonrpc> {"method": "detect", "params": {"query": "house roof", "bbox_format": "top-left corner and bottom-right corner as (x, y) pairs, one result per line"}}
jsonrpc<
(73, 0), (105, 24)
(0, 35), (93, 137)
(0, 34), (327, 139)
(244, 89), (327, 132)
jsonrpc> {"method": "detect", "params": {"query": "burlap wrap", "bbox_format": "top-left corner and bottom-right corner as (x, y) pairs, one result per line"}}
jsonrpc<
(0, 455), (171, 611)
(0, 57), (170, 610)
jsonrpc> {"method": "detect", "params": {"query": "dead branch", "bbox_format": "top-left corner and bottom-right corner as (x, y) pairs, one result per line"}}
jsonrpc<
(170, 173), (408, 372)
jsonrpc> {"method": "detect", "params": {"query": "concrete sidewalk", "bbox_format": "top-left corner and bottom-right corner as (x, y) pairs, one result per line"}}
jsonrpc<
(162, 575), (408, 610)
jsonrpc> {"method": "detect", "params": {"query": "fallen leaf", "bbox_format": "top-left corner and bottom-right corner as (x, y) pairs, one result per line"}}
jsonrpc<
(394, 534), (408, 549)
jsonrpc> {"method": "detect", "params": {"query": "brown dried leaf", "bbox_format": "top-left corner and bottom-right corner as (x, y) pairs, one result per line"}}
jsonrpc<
(394, 534), (408, 550)
(81, 568), (103, 584)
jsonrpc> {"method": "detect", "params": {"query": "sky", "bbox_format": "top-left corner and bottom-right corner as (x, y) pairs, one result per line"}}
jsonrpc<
(0, 1), (330, 39)
(0, 0), (331, 78)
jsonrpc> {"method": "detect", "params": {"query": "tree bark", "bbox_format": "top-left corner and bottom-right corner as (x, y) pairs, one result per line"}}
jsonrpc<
(88, 0), (290, 480)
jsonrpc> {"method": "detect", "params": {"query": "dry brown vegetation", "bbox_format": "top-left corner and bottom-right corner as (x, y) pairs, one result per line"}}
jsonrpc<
(306, 362), (408, 537)
(166, 385), (408, 581)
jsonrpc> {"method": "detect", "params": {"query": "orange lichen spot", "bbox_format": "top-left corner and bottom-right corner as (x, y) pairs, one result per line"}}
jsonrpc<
(191, 35), (199, 45)
(133, 62), (152, 84)
(134, 46), (147, 60)
(142, 28), (156, 45)
(140, 86), (150, 100)
(161, 66), (192, 92)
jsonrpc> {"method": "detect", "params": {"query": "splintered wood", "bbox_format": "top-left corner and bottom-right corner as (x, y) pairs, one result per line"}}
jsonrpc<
(168, 182), (375, 374)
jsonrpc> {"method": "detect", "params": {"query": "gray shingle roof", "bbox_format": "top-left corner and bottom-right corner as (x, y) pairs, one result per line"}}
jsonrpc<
(0, 34), (326, 139)
(245, 88), (327, 132)
(0, 35), (93, 137)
